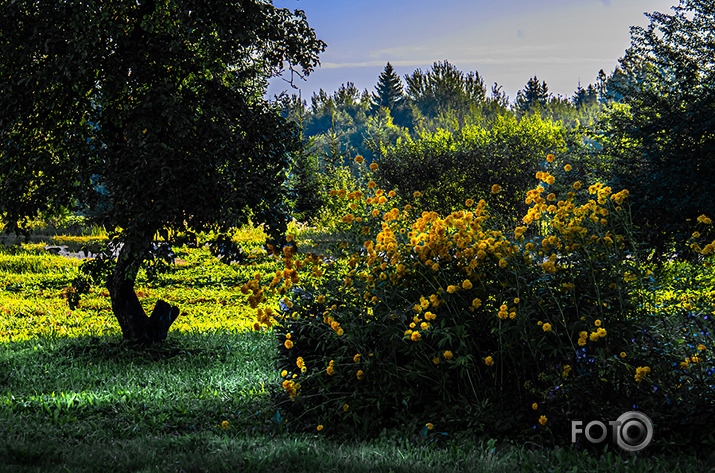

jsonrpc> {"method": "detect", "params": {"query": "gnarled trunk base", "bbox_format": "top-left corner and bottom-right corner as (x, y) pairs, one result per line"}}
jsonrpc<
(109, 241), (179, 344)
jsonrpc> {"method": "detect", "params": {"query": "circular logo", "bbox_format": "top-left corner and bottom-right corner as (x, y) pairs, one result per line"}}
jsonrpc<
(614, 411), (653, 452)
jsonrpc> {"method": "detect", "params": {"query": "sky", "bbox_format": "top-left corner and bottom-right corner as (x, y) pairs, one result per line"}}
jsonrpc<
(266, 0), (677, 104)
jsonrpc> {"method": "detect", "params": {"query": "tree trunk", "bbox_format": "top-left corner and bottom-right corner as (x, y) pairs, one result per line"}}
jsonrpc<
(109, 240), (179, 344)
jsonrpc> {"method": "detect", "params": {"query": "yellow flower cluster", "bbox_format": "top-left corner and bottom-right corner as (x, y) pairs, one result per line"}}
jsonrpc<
(323, 314), (344, 336)
(326, 359), (335, 376)
(241, 276), (266, 310)
(497, 304), (516, 320)
(282, 378), (300, 398)
(562, 364), (572, 378)
(255, 307), (275, 329)
(297, 356), (307, 373)
(588, 327), (607, 342)
(634, 366), (651, 382)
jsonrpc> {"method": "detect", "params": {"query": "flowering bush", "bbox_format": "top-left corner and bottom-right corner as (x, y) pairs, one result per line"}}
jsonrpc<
(250, 156), (715, 446)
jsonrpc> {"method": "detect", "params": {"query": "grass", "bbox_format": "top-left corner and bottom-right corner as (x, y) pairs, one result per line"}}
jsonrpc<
(2, 331), (711, 473)
(1, 241), (714, 472)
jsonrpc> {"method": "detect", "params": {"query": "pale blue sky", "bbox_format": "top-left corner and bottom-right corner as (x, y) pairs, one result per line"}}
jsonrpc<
(267, 0), (676, 104)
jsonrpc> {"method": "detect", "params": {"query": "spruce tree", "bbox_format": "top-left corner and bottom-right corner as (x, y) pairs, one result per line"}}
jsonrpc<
(371, 62), (404, 110)
(515, 76), (549, 114)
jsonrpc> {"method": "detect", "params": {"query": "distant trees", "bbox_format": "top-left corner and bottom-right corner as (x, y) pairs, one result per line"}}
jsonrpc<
(598, 0), (715, 259)
(405, 60), (487, 119)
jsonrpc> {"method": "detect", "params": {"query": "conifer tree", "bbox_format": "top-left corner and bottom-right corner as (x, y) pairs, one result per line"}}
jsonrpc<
(515, 76), (549, 114)
(371, 62), (404, 110)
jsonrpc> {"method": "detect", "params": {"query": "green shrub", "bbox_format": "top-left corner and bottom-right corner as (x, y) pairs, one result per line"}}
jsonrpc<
(249, 157), (715, 450)
(373, 114), (579, 220)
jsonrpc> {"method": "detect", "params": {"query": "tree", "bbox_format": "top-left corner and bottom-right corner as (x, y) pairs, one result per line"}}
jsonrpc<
(598, 0), (715, 260)
(404, 60), (486, 118)
(0, 0), (326, 343)
(371, 62), (404, 111)
(515, 76), (549, 114)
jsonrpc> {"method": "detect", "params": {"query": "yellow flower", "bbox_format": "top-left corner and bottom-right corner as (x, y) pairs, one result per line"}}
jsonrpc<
(693, 231), (701, 238)
(564, 164), (572, 171)
(411, 331), (422, 341)
(573, 181), (582, 190)
(281, 370), (288, 377)
(342, 403), (349, 412)
(634, 366), (651, 382)
(472, 298), (482, 308)
(620, 352), (627, 358)
(317, 295), (325, 304)
(484, 356), (494, 366)
(221, 420), (229, 429)
(284, 340), (293, 349)
(355, 155), (364, 163)
(546, 154), (555, 163)
(513, 298), (520, 304)
(433, 357), (440, 365)
(369, 162), (379, 171)
(447, 285), (458, 294)
(317, 424), (324, 431)
(368, 180), (377, 189)
(539, 415), (548, 425)
(465, 198), (474, 207)
(461, 279), (473, 290)
(353, 354), (361, 363)
(443, 350), (453, 360)
(426, 422), (434, 430)
(337, 328), (344, 336)
(698, 344), (706, 351)
(326, 366), (335, 376)
(594, 319), (601, 327)
(532, 403), (538, 411)
(542, 323), (552, 332)
(356, 370), (364, 380)
(546, 175), (556, 185)
(413, 191), (422, 198)
(491, 184), (501, 194)
(696, 214), (712, 225)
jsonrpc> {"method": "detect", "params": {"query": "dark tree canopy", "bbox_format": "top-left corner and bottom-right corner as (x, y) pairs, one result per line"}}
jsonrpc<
(0, 0), (325, 343)
(599, 0), (715, 259)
